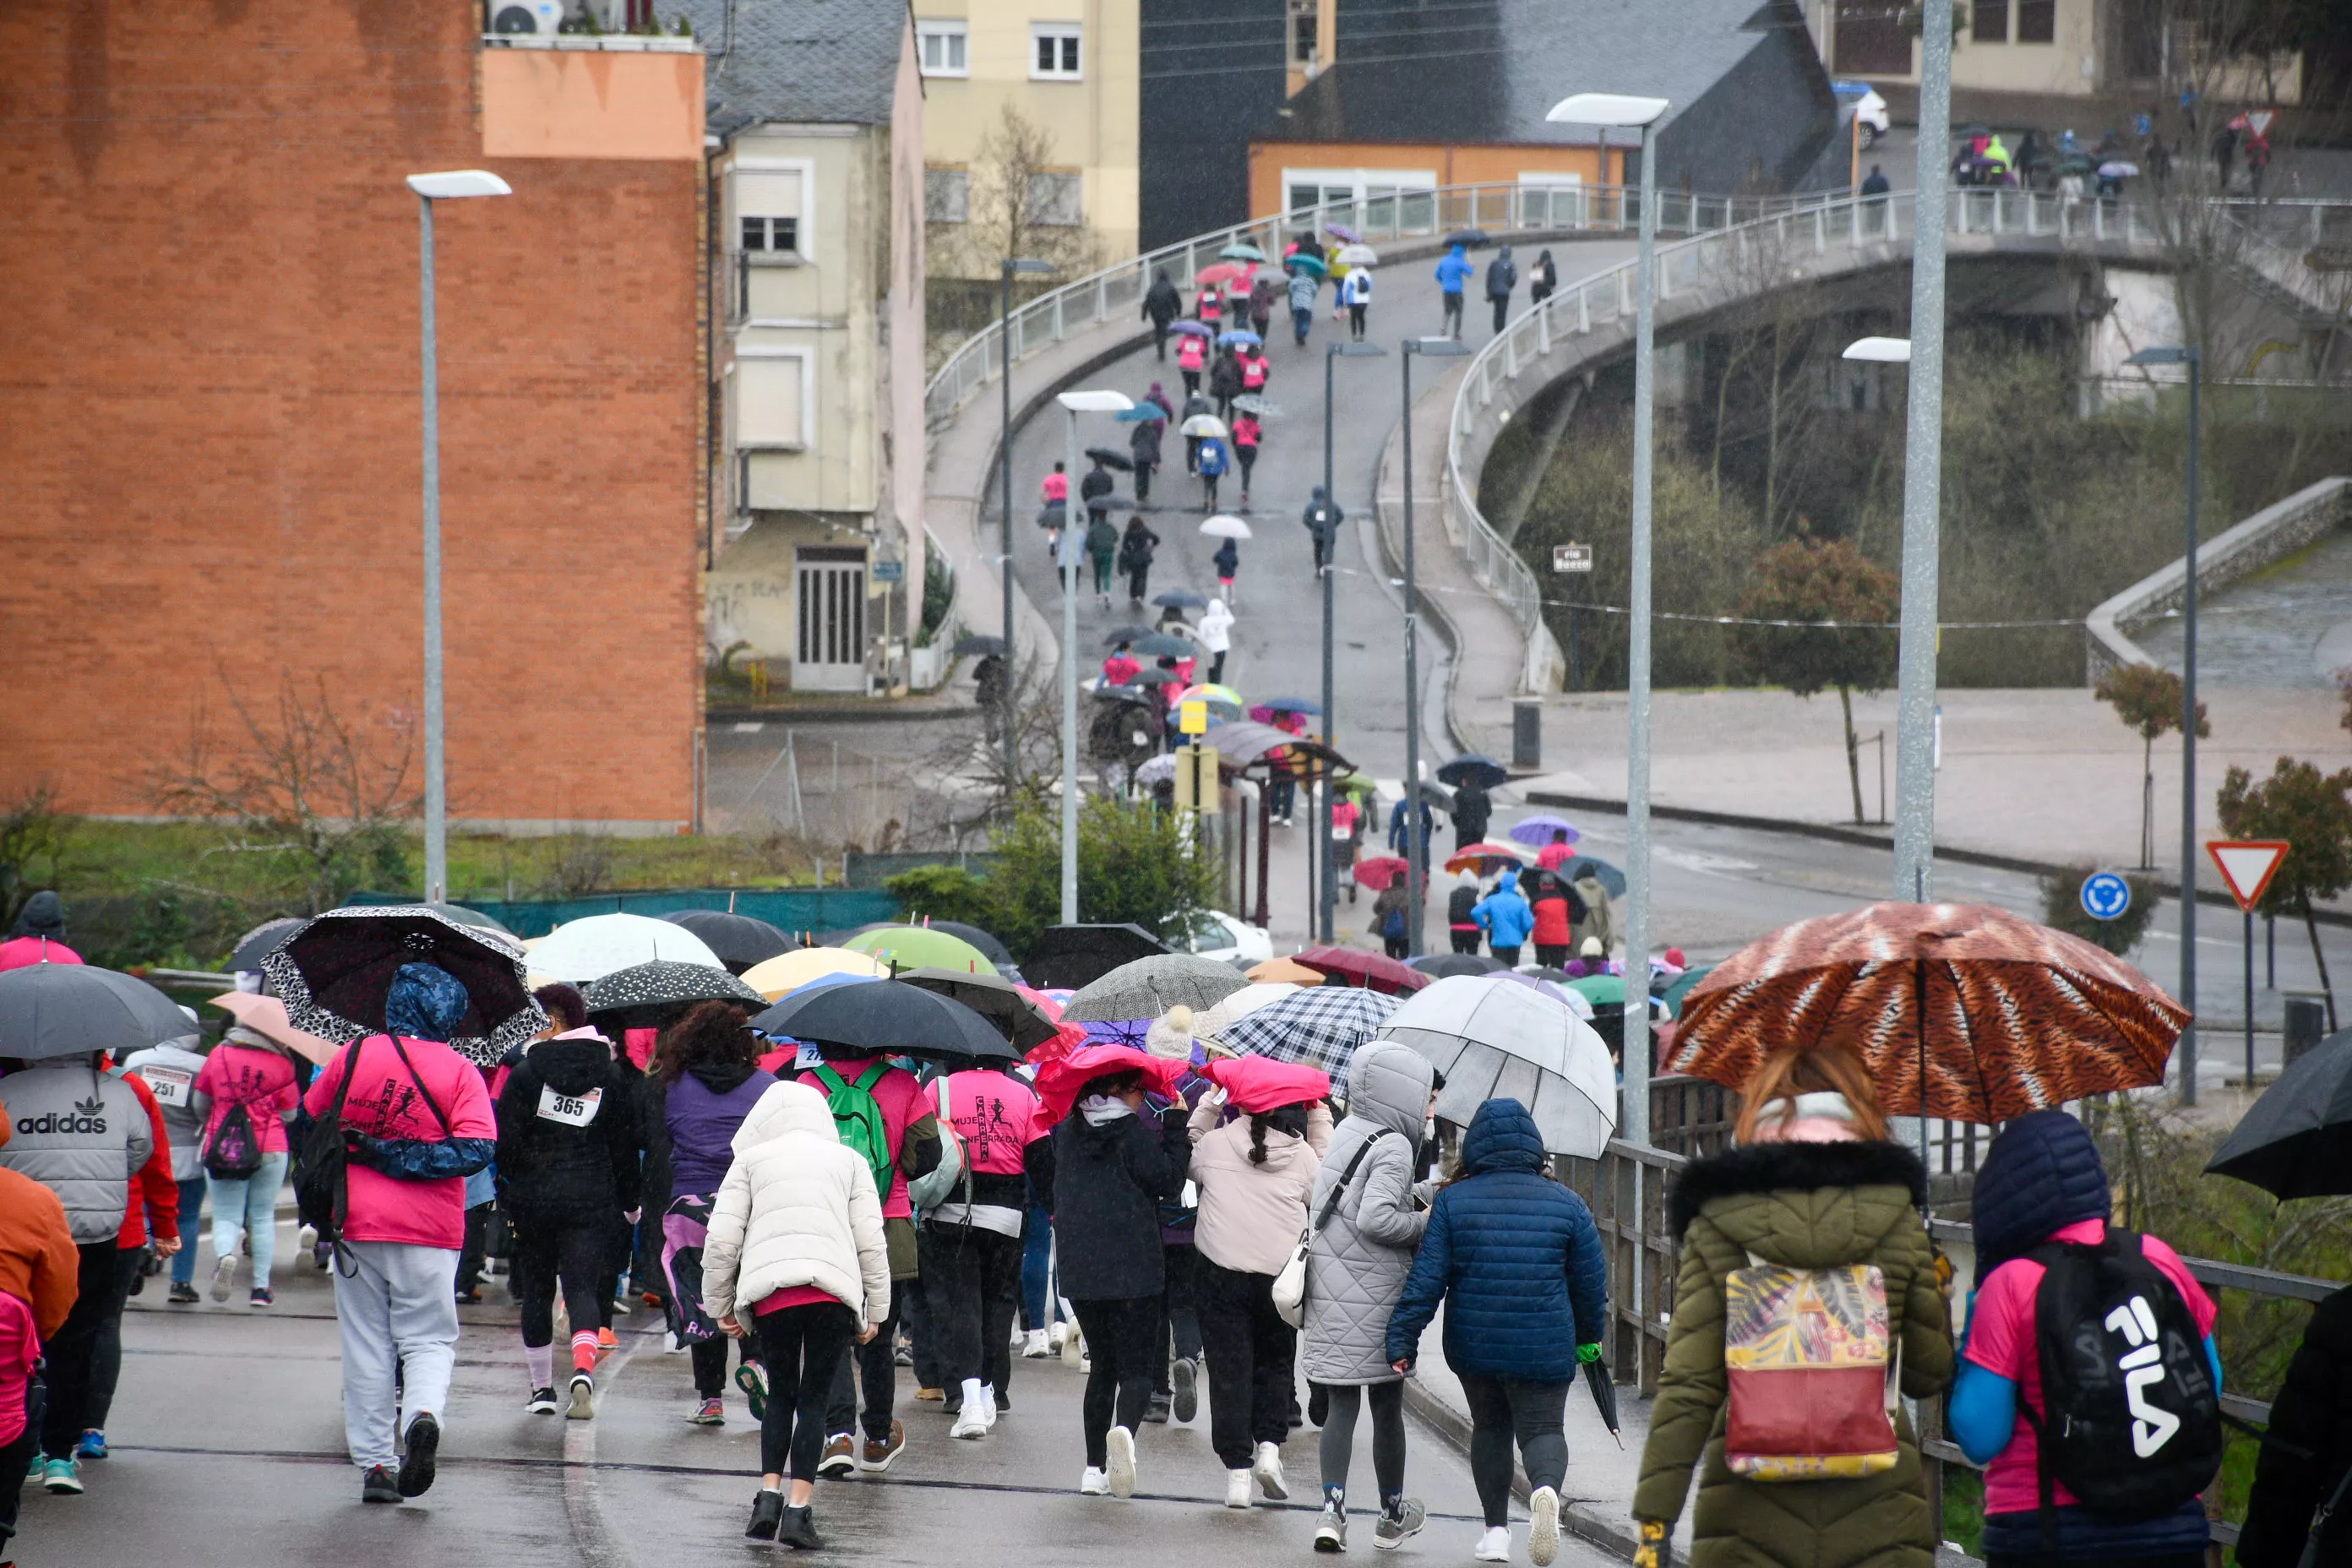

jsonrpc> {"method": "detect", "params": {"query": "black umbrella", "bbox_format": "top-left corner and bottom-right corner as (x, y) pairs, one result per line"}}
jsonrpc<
(750, 979), (1011, 1062)
(583, 960), (764, 1015)
(1445, 228), (1491, 248)
(337, 898), (514, 937)
(1153, 590), (1209, 609)
(921, 921), (1016, 971)
(1583, 1358), (1624, 1449)
(2206, 1029), (2352, 1199)
(227, 916), (306, 975)
(658, 910), (792, 973)
(1085, 448), (1135, 471)
(261, 905), (544, 1066)
(1436, 754), (1509, 790)
(952, 634), (1007, 657)
(1103, 625), (1158, 645)
(1022, 923), (1173, 991)
(896, 966), (1059, 1052)
(1558, 855), (1627, 898)
(1133, 634), (1194, 658)
(0, 963), (191, 1062)
(1403, 779), (1457, 813)
(1407, 952), (1502, 977)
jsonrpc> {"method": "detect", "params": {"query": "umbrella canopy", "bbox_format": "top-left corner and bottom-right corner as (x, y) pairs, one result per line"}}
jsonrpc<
(1216, 329), (1263, 348)
(1022, 923), (1173, 991)
(1085, 446), (1135, 471)
(1016, 984), (1067, 1021)
(1378, 975), (1617, 1157)
(1218, 242), (1267, 262)
(1402, 779), (1457, 813)
(1445, 842), (1534, 877)
(842, 924), (999, 976)
(1334, 243), (1380, 267)
(530, 913), (722, 984)
(1248, 956), (1328, 986)
(1487, 968), (1595, 1018)
(740, 947), (890, 1003)
(1194, 262), (1253, 288)
(1231, 395), (1281, 417)
(917, 921), (1016, 971)
(1200, 1054), (1331, 1112)
(1294, 946), (1430, 994)
(896, 966), (1062, 1053)
(1113, 403), (1168, 423)
(1409, 952), (1502, 977)
(227, 916), (306, 975)
(208, 990), (341, 1066)
(260, 905), (544, 1065)
(1104, 623), (1159, 645)
(1168, 319), (1215, 340)
(415, 901), (514, 936)
(1353, 856), (1411, 892)
(1669, 902), (2188, 1125)
(1554, 855), (1627, 897)
(1506, 814), (1580, 847)
(1062, 953), (1250, 1025)
(2205, 1028), (2352, 1200)
(1033, 1044), (1186, 1127)
(1324, 221), (1361, 242)
(1154, 589), (1211, 610)
(1176, 683), (1245, 717)
(1659, 964), (1714, 1019)
(1445, 228), (1490, 248)
(1218, 984), (1402, 1076)
(951, 634), (1008, 657)
(1133, 754), (1178, 787)
(658, 910), (792, 973)
(1132, 634), (1195, 658)
(1565, 973), (1629, 1007)
(1194, 982), (1302, 1039)
(1200, 514), (1254, 539)
(583, 960), (763, 1015)
(1179, 414), (1229, 438)
(1437, 754), (1510, 790)
(1283, 253), (1328, 276)
(1260, 696), (1322, 716)
(751, 978), (1010, 1061)
(0, 963), (189, 1062)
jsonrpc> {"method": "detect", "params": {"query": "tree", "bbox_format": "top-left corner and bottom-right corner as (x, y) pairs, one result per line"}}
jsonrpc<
(0, 786), (75, 937)
(1731, 536), (1899, 824)
(2217, 757), (2352, 1030)
(2040, 863), (2161, 957)
(2095, 662), (2212, 868)
(929, 104), (1100, 286)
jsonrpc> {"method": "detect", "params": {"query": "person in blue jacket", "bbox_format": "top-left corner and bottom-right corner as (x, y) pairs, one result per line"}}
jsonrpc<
(1435, 244), (1476, 340)
(1472, 868), (1535, 967)
(1386, 1098), (1604, 1566)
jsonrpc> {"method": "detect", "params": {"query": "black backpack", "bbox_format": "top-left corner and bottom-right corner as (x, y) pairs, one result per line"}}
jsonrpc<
(202, 1102), (264, 1179)
(2017, 1229), (2224, 1539)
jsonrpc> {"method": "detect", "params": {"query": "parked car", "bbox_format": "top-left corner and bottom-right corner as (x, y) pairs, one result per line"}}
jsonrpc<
(1832, 80), (1891, 146)
(1179, 909), (1273, 966)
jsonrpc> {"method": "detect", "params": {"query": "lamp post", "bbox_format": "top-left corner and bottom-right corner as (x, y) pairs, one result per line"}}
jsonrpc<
(1318, 338), (1386, 943)
(999, 257), (1057, 795)
(2128, 342), (2204, 1105)
(1054, 389), (1136, 925)
(1400, 335), (1469, 957)
(1548, 91), (1668, 1146)
(406, 169), (511, 904)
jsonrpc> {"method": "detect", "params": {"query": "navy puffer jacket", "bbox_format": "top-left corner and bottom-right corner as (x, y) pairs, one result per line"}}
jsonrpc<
(1385, 1097), (1607, 1381)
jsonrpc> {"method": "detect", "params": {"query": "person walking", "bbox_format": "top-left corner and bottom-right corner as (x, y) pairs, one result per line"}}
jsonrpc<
(922, 1059), (1043, 1441)
(1249, 272), (1280, 339)
(1213, 536), (1240, 607)
(1288, 267), (1320, 347)
(1303, 486), (1342, 573)
(1435, 244), (1474, 340)
(1527, 250), (1557, 308)
(191, 1021), (299, 1307)
(1195, 281), (1223, 329)
(1240, 344), (1271, 399)
(1451, 781), (1491, 848)
(1447, 870), (1484, 955)
(1389, 1097), (1606, 1565)
(1087, 512), (1121, 609)
(1525, 867), (1583, 971)
(0, 1113), (79, 1557)
(1200, 596), (1234, 685)
(1208, 346), (1244, 422)
(1197, 436), (1229, 514)
(1119, 518), (1162, 608)
(302, 962), (497, 1505)
(75, 1053), (179, 1461)
(705, 1079), (892, 1551)
(1142, 1009), (1208, 1427)
(1369, 879), (1412, 961)
(1142, 268), (1183, 360)
(1340, 264), (1372, 340)
(1534, 828), (1574, 872)
(1178, 332), (1208, 399)
(1472, 868), (1534, 968)
(496, 984), (642, 1421)
(1633, 1043), (1954, 1568)
(1484, 245), (1518, 335)
(1028, 1048), (1193, 1498)
(1231, 411), (1262, 507)
(0, 891), (80, 970)
(1387, 792), (1435, 860)
(1304, 1042), (1437, 1553)
(119, 1026), (210, 1306)
(1859, 163), (1891, 198)
(1570, 868), (1614, 958)
(1187, 1059), (1330, 1510)
(1081, 455), (1116, 525)
(2238, 1283), (2352, 1566)
(1129, 414), (1161, 510)
(1102, 640), (1142, 689)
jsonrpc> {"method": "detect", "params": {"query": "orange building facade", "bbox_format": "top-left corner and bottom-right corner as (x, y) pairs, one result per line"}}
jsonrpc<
(1249, 141), (1631, 220)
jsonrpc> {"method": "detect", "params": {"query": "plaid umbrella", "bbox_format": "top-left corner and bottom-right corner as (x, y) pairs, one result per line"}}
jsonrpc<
(1061, 954), (1250, 1025)
(261, 905), (543, 1067)
(583, 960), (763, 1014)
(1215, 985), (1402, 1077)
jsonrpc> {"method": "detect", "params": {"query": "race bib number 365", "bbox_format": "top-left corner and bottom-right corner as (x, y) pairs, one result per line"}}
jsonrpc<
(537, 1084), (602, 1127)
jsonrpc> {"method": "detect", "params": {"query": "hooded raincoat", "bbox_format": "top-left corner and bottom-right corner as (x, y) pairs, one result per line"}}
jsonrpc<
(701, 1080), (891, 1328)
(1302, 1041), (1433, 1385)
(1472, 868), (1536, 950)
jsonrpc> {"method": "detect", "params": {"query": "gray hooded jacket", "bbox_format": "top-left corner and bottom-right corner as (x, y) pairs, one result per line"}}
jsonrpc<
(1302, 1039), (1434, 1385)
(119, 1037), (210, 1183)
(0, 1058), (155, 1243)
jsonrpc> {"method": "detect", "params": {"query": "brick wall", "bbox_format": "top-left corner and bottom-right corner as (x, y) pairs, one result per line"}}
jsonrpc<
(0, 1), (703, 829)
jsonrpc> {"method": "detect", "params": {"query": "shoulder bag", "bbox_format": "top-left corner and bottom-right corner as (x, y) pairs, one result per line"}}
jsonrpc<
(1272, 1130), (1391, 1330)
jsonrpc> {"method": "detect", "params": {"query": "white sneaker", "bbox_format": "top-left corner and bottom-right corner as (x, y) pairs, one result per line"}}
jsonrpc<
(1080, 1466), (1112, 1496)
(1062, 1328), (1086, 1368)
(1473, 1526), (1512, 1562)
(979, 1384), (1000, 1430)
(950, 1380), (989, 1440)
(297, 1222), (318, 1254)
(1049, 1320), (1068, 1351)
(1107, 1424), (1138, 1498)
(1023, 1329), (1051, 1358)
(1252, 1440), (1288, 1500)
(210, 1254), (237, 1303)
(1225, 1468), (1254, 1508)
(1527, 1486), (1560, 1566)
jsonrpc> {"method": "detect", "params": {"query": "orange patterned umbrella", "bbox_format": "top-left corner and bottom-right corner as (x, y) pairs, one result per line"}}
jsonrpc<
(1668, 902), (2186, 1124)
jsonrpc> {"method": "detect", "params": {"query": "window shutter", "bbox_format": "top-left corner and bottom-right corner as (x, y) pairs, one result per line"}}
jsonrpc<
(737, 359), (804, 448)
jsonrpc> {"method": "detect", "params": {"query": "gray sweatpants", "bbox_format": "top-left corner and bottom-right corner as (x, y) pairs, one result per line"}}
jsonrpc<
(332, 1240), (460, 1469)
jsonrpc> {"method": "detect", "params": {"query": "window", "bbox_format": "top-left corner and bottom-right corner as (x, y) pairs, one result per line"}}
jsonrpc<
(1290, 0), (1317, 62)
(1030, 23), (1081, 79)
(741, 215), (798, 253)
(735, 167), (804, 255)
(2015, 0), (2055, 41)
(917, 19), (967, 76)
(1028, 171), (1082, 226)
(1971, 0), (2009, 41)
(734, 355), (809, 449)
(924, 167), (970, 224)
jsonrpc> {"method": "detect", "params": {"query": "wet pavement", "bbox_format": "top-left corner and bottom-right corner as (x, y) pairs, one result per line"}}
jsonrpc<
(2135, 527), (2352, 688)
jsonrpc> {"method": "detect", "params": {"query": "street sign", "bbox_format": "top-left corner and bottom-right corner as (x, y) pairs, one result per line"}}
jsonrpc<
(1179, 699), (1209, 736)
(872, 559), (905, 583)
(2079, 871), (2132, 921)
(1552, 543), (1593, 574)
(2208, 840), (2289, 912)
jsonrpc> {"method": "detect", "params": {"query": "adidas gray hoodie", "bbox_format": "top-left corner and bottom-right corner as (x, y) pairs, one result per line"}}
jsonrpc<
(0, 1057), (155, 1244)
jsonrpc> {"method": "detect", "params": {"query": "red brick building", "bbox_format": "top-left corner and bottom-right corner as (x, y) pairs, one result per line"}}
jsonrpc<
(0, 2), (706, 831)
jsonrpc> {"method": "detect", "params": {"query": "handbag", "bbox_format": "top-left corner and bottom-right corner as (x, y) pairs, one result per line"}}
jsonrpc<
(1271, 1130), (1391, 1330)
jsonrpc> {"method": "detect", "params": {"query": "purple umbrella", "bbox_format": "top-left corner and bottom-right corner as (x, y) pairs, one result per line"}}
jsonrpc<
(1169, 320), (1215, 340)
(1507, 814), (1580, 847)
(1325, 222), (1361, 242)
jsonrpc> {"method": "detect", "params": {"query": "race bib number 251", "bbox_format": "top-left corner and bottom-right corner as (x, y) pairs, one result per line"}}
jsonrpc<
(537, 1084), (602, 1127)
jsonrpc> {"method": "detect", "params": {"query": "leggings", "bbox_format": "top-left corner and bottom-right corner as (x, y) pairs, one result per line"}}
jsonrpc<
(1319, 1380), (1407, 1501)
(512, 1219), (607, 1350)
(1070, 1295), (1158, 1469)
(1020, 1197), (1058, 1330)
(754, 1301), (858, 1480)
(1126, 565), (1151, 602)
(208, 1150), (288, 1292)
(1196, 1258), (1296, 1469)
(1457, 1374), (1568, 1528)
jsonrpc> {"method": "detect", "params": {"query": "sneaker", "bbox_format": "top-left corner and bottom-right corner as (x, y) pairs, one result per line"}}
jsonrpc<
(992, 1386), (1010, 1414)
(210, 1254), (237, 1302)
(595, 1326), (618, 1351)
(26, 1448), (41, 1481)
(396, 1412), (439, 1497)
(1106, 1424), (1138, 1499)
(1049, 1320), (1069, 1352)
(915, 1386), (945, 1402)
(74, 1429), (106, 1461)
(1372, 1499), (1426, 1550)
(817, 1434), (857, 1478)
(1315, 1500), (1348, 1553)
(779, 1504), (823, 1551)
(567, 1372), (596, 1420)
(1079, 1466), (1111, 1496)
(167, 1281), (199, 1304)
(1170, 1356), (1199, 1423)
(525, 1387), (559, 1415)
(361, 1464), (402, 1505)
(689, 1396), (726, 1425)
(1061, 1328), (1086, 1368)
(1143, 1391), (1171, 1424)
(746, 1488), (783, 1541)
(1473, 1526), (1511, 1563)
(893, 1345), (913, 1367)
(735, 1363), (770, 1422)
(1224, 1468), (1253, 1509)
(859, 1420), (906, 1473)
(1022, 1328), (1051, 1358)
(42, 1456), (84, 1495)
(250, 1287), (273, 1308)
(1252, 1440), (1289, 1500)
(950, 1402), (988, 1440)
(455, 1288), (482, 1305)
(1528, 1485), (1560, 1567)
(297, 1222), (319, 1254)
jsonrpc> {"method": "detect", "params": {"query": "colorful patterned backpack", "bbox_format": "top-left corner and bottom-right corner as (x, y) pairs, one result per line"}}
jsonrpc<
(1723, 1253), (1902, 1481)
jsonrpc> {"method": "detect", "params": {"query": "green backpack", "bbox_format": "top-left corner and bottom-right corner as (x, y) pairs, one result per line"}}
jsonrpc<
(812, 1061), (896, 1200)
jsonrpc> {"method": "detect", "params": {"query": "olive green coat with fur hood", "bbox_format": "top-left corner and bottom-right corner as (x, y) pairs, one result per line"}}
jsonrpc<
(1632, 1140), (1955, 1568)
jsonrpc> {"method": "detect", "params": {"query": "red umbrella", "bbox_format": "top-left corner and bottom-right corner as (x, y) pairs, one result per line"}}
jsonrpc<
(1444, 841), (1533, 876)
(1293, 946), (1430, 995)
(1353, 856), (1411, 891)
(1201, 1054), (1331, 1112)
(1194, 262), (1253, 289)
(1033, 1043), (1185, 1127)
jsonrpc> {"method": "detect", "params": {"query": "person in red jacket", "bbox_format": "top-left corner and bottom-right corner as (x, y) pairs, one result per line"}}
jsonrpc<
(1523, 869), (1585, 971)
(75, 1065), (180, 1461)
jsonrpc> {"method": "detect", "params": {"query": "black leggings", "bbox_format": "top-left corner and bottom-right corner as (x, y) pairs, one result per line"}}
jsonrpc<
(1197, 1258), (1297, 1469)
(1126, 565), (1151, 602)
(1458, 1374), (1567, 1527)
(921, 1222), (1022, 1396)
(513, 1219), (607, 1350)
(1319, 1380), (1407, 1501)
(754, 1301), (858, 1479)
(1070, 1295), (1158, 1468)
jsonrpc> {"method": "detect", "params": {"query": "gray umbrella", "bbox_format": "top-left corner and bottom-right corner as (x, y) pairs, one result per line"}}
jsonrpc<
(0, 963), (192, 1062)
(1375, 975), (1617, 1157)
(583, 960), (763, 1015)
(1061, 953), (1250, 1025)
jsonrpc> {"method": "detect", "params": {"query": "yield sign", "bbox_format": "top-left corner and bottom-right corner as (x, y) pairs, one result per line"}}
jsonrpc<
(2208, 840), (2289, 912)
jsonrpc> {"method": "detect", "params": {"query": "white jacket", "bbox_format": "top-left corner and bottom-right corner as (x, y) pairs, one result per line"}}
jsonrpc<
(701, 1081), (892, 1329)
(1199, 599), (1234, 654)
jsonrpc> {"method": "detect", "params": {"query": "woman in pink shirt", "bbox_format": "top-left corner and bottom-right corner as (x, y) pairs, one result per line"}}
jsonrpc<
(191, 1026), (300, 1304)
(919, 1064), (1045, 1438)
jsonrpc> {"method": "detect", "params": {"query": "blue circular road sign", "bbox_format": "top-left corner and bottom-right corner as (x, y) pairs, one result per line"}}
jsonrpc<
(2080, 871), (2132, 922)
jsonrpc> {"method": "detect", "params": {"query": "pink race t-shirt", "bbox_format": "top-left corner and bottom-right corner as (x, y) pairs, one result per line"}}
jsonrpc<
(303, 1037), (497, 1251)
(920, 1070), (1042, 1176)
(1963, 1219), (2218, 1515)
(792, 1056), (925, 1219)
(193, 1042), (300, 1156)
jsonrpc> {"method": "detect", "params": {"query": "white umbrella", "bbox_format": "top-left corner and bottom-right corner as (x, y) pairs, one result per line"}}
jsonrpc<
(1335, 244), (1379, 267)
(1180, 414), (1229, 439)
(1376, 974), (1617, 1157)
(1195, 981), (1302, 1042)
(527, 912), (723, 984)
(1200, 514), (1254, 539)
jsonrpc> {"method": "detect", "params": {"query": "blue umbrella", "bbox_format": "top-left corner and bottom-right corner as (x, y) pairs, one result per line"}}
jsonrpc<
(1558, 855), (1626, 897)
(1113, 403), (1168, 423)
(1436, 753), (1508, 790)
(1261, 697), (1322, 715)
(1217, 330), (1263, 348)
(1169, 319), (1215, 340)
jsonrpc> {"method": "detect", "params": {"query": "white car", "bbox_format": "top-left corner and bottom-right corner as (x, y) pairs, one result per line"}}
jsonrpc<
(1832, 80), (1891, 148)
(1179, 909), (1274, 966)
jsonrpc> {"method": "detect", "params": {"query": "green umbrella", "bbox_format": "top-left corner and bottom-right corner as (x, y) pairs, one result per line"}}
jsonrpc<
(1660, 964), (1714, 1019)
(1283, 253), (1327, 277)
(1565, 973), (1625, 1006)
(841, 924), (999, 975)
(1220, 242), (1266, 262)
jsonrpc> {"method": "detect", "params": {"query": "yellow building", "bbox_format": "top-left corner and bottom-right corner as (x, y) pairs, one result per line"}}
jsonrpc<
(1808, 0), (2301, 103)
(916, 0), (1140, 280)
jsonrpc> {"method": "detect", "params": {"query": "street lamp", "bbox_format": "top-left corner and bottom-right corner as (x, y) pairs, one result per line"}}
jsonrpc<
(2128, 342), (2204, 1106)
(1054, 388), (1135, 925)
(1317, 338), (1387, 944)
(1400, 335), (1471, 957)
(999, 257), (1057, 794)
(1548, 90), (1668, 1146)
(406, 169), (511, 903)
